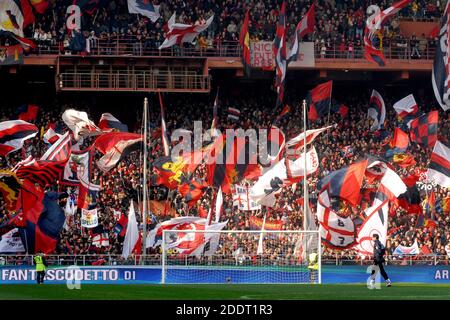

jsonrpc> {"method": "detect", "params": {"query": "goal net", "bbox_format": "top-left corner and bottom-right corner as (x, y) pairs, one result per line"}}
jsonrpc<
(161, 230), (321, 284)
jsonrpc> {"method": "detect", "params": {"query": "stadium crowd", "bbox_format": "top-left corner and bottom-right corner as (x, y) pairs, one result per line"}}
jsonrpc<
(0, 85), (449, 265)
(19, 0), (441, 58)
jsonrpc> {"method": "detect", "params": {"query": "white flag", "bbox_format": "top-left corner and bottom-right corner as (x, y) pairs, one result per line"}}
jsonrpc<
(0, 228), (25, 253)
(122, 202), (140, 259)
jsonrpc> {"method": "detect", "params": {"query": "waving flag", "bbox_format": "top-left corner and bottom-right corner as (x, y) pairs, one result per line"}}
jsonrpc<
(15, 158), (67, 187)
(122, 202), (141, 258)
(227, 107), (240, 121)
(393, 240), (419, 255)
(316, 188), (356, 249)
(273, 1), (286, 109)
(43, 128), (61, 144)
(127, 0), (160, 23)
(0, 0), (36, 49)
(98, 113), (128, 132)
(93, 132), (143, 172)
(40, 131), (71, 161)
(427, 140), (450, 188)
(307, 81), (333, 121)
(0, 228), (25, 253)
(393, 94), (421, 128)
(385, 127), (409, 158)
(287, 4), (315, 63)
(251, 147), (317, 207)
(0, 170), (22, 211)
(317, 160), (369, 206)
(146, 216), (227, 256)
(30, 0), (48, 14)
(72, 0), (101, 16)
(178, 179), (208, 208)
(432, 0), (450, 112)
(0, 120), (38, 156)
(206, 134), (261, 194)
(409, 111), (438, 148)
(368, 90), (386, 131)
(354, 185), (391, 256)
(285, 125), (333, 155)
(62, 109), (102, 141)
(16, 104), (39, 122)
(159, 13), (214, 49)
(19, 191), (65, 254)
(233, 185), (261, 211)
(363, 0), (412, 66)
(239, 10), (251, 77)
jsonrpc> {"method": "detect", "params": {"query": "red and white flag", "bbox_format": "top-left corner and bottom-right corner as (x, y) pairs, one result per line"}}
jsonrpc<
(62, 109), (102, 141)
(287, 4), (315, 62)
(122, 202), (141, 258)
(159, 13), (214, 49)
(43, 128), (62, 144)
(427, 140), (450, 188)
(94, 132), (143, 172)
(393, 94), (419, 123)
(233, 185), (261, 211)
(0, 120), (38, 156)
(285, 125), (333, 156)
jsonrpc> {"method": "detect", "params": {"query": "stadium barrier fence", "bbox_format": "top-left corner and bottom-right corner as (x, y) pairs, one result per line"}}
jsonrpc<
(0, 254), (448, 267)
(28, 37), (436, 61)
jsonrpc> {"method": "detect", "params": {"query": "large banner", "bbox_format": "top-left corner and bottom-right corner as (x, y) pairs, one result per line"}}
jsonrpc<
(0, 265), (449, 284)
(249, 216), (283, 230)
(250, 41), (315, 69)
(81, 208), (98, 228)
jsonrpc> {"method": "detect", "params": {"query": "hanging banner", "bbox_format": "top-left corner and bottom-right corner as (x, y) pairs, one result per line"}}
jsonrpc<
(250, 41), (315, 68)
(249, 216), (283, 230)
(81, 208), (99, 228)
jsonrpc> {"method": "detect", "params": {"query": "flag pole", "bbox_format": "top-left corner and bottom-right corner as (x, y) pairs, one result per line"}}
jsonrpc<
(142, 97), (149, 261)
(325, 82), (333, 142)
(302, 99), (308, 228)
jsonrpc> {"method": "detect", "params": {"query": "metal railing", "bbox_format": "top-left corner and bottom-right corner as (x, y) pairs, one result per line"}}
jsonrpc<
(58, 71), (211, 92)
(315, 41), (436, 61)
(29, 37), (438, 62)
(0, 254), (448, 267)
(33, 39), (241, 57)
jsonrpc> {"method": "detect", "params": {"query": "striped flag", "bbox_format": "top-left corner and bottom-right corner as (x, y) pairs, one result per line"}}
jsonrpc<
(98, 113), (128, 132)
(43, 128), (62, 144)
(15, 158), (67, 187)
(227, 107), (240, 121)
(427, 140), (450, 188)
(409, 111), (439, 148)
(239, 10), (251, 77)
(159, 92), (170, 156)
(393, 94), (421, 128)
(159, 13), (214, 49)
(432, 0), (450, 112)
(273, 1), (287, 109)
(0, 120), (38, 156)
(368, 90), (386, 131)
(363, 0), (412, 66)
(40, 131), (71, 161)
(287, 4), (315, 63)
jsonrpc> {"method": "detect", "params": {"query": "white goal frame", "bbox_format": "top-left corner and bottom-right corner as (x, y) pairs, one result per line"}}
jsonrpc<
(161, 229), (321, 284)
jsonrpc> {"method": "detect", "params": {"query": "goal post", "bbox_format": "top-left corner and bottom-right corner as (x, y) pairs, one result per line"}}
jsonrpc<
(161, 229), (321, 284)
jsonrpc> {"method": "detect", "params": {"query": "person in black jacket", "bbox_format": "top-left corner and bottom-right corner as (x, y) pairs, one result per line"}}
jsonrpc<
(370, 234), (392, 287)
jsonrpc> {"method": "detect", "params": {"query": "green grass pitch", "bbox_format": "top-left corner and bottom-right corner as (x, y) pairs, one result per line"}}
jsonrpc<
(0, 284), (449, 300)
